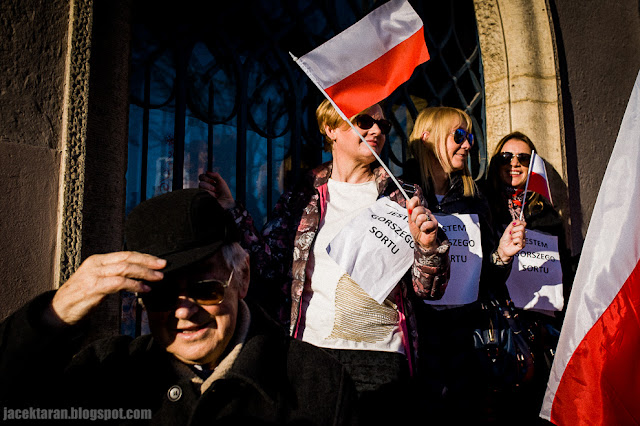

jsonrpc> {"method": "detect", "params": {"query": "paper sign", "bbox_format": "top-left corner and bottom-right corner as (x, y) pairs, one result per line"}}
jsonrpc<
(506, 229), (564, 313)
(425, 213), (483, 306)
(327, 197), (415, 304)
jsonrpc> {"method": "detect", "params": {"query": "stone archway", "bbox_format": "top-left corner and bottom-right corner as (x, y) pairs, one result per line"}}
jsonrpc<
(473, 0), (569, 226)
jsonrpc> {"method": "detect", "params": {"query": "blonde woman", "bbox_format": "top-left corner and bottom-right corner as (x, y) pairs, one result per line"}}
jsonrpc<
(403, 106), (526, 423)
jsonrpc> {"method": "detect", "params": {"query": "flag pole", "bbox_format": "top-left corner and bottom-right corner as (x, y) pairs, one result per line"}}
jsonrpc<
(289, 52), (412, 202)
(519, 149), (535, 221)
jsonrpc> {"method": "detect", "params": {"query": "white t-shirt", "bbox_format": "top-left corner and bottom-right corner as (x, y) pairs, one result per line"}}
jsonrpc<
(299, 179), (405, 354)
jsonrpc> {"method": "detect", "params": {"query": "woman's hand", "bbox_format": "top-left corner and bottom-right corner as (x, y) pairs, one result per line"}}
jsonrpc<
(198, 171), (235, 209)
(497, 220), (527, 262)
(407, 196), (439, 250)
(46, 252), (166, 327)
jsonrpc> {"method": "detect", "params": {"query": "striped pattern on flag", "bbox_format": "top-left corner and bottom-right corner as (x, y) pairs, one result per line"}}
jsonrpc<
(540, 70), (640, 425)
(297, 0), (429, 118)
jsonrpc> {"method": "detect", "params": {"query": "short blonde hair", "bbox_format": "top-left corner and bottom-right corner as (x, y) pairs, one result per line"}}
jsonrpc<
(316, 99), (347, 152)
(315, 100), (384, 152)
(408, 106), (476, 197)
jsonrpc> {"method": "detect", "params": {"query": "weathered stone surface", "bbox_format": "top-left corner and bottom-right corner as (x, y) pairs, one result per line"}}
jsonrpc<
(0, 142), (60, 320)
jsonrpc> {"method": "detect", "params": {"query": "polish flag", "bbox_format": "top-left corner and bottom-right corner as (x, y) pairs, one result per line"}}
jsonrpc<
(527, 151), (553, 203)
(540, 71), (640, 424)
(294, 0), (429, 118)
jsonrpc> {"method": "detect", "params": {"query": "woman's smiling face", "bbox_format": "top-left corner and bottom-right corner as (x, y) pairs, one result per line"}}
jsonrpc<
(499, 138), (532, 189)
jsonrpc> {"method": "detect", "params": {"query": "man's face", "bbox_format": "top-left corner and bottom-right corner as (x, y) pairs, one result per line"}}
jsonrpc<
(146, 250), (248, 369)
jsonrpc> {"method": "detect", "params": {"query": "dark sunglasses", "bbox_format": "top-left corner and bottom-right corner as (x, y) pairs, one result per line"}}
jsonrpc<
(451, 128), (474, 146)
(352, 114), (392, 135)
(498, 152), (531, 167)
(141, 270), (234, 311)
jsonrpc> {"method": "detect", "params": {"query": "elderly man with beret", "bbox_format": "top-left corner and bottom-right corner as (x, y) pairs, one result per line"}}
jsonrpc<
(0, 189), (358, 425)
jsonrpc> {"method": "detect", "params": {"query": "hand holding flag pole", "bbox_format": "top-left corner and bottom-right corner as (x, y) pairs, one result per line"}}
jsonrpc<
(519, 150), (553, 220)
(519, 149), (535, 221)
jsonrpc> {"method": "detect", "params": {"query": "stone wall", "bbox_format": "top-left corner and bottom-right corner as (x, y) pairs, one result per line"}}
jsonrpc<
(549, 0), (640, 253)
(0, 0), (131, 340)
(0, 0), (69, 320)
(474, 0), (568, 246)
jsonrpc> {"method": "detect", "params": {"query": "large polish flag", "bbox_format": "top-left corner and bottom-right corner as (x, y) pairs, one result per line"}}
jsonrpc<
(295, 0), (429, 118)
(540, 71), (640, 424)
(528, 151), (553, 203)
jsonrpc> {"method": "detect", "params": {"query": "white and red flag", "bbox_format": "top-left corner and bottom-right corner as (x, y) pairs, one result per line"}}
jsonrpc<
(540, 71), (640, 424)
(527, 151), (553, 203)
(293, 0), (429, 119)
(290, 0), (429, 201)
(520, 150), (553, 220)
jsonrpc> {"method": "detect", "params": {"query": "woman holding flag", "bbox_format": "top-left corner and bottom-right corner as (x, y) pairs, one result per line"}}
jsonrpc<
(484, 131), (574, 424)
(199, 100), (451, 423)
(403, 106), (527, 424)
(486, 131), (573, 318)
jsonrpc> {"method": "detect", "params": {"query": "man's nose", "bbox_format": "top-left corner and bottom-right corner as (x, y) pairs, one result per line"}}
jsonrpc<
(174, 296), (199, 319)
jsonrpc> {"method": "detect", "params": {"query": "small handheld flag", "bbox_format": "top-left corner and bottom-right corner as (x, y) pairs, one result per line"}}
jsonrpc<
(520, 150), (553, 220)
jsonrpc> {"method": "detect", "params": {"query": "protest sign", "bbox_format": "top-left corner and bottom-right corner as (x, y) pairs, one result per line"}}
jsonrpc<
(327, 197), (415, 304)
(425, 213), (483, 306)
(506, 229), (563, 313)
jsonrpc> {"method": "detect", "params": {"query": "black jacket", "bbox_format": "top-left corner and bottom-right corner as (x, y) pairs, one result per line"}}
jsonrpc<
(486, 189), (576, 321)
(402, 159), (511, 300)
(0, 292), (358, 425)
(401, 161), (514, 423)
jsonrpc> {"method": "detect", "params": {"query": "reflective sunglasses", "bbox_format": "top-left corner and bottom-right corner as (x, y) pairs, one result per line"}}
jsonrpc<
(352, 114), (392, 135)
(451, 128), (474, 146)
(498, 152), (531, 167)
(141, 270), (234, 311)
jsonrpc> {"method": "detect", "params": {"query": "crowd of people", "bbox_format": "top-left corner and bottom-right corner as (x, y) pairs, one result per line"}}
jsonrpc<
(197, 100), (573, 424)
(0, 99), (574, 425)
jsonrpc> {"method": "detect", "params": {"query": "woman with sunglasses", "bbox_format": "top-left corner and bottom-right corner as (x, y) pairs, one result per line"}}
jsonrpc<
(402, 107), (527, 424)
(484, 131), (574, 424)
(486, 132), (565, 244)
(486, 132), (572, 306)
(199, 100), (451, 423)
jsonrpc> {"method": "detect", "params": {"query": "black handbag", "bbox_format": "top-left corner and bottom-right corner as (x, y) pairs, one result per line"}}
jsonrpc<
(472, 298), (536, 390)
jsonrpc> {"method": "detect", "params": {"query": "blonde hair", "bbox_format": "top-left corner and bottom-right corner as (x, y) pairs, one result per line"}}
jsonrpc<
(408, 106), (476, 197)
(315, 99), (383, 152)
(316, 99), (347, 152)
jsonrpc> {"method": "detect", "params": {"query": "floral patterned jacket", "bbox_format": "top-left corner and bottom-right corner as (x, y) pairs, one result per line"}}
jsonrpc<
(230, 162), (451, 370)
